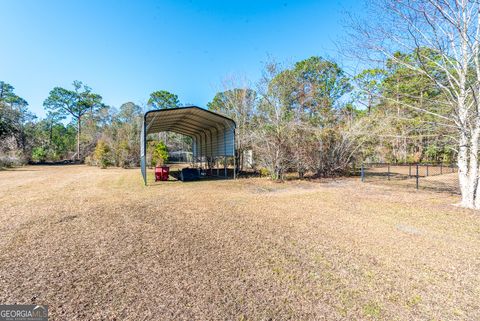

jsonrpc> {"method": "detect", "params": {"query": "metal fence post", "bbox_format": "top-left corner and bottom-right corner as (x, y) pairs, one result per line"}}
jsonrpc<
(440, 163), (443, 175)
(426, 164), (429, 176)
(387, 163), (390, 180)
(361, 164), (365, 182)
(416, 163), (419, 190)
(451, 164), (454, 173)
(409, 164), (411, 177)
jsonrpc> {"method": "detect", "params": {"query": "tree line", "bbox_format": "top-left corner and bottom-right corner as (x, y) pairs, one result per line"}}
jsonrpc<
(0, 52), (454, 178)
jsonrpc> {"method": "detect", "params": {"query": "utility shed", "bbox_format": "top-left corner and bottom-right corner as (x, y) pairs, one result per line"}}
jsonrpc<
(140, 106), (236, 185)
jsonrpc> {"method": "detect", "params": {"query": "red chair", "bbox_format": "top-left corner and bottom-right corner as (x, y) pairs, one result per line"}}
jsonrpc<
(155, 166), (170, 181)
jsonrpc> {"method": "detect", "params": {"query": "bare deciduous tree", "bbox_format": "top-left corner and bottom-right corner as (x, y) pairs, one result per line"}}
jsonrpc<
(208, 75), (257, 171)
(350, 0), (480, 208)
(253, 61), (294, 179)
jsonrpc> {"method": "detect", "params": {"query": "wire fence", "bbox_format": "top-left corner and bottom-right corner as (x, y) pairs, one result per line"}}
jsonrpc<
(354, 163), (460, 194)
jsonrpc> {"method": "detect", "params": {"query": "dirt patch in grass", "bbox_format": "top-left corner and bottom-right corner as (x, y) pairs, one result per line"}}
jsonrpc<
(0, 165), (479, 320)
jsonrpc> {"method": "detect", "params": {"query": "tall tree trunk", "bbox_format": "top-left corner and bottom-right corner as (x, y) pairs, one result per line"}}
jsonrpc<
(49, 121), (53, 145)
(470, 128), (480, 208)
(458, 130), (471, 207)
(458, 119), (480, 208)
(456, 17), (479, 208)
(77, 117), (81, 161)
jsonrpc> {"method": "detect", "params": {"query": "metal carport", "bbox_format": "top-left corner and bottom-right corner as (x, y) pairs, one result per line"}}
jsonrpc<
(140, 106), (236, 185)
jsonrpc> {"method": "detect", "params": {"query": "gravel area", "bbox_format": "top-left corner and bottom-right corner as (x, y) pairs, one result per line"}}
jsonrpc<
(0, 165), (479, 320)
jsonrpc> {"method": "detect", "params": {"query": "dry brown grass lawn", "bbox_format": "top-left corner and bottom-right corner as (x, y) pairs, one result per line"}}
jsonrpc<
(0, 165), (479, 320)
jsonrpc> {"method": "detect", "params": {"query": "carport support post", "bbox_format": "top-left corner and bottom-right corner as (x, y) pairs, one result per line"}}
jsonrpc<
(215, 129), (220, 176)
(141, 118), (147, 186)
(233, 155), (236, 179)
(224, 156), (227, 177)
(223, 128), (227, 178)
(233, 128), (236, 179)
(208, 129), (213, 175)
(198, 134), (202, 169)
(416, 164), (419, 190)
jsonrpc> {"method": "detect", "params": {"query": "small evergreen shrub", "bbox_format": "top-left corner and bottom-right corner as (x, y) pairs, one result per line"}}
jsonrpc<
(31, 147), (47, 162)
(150, 141), (168, 167)
(94, 140), (111, 169)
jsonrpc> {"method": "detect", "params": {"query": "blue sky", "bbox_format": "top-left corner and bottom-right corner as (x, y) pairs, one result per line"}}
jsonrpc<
(1, 0), (362, 118)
